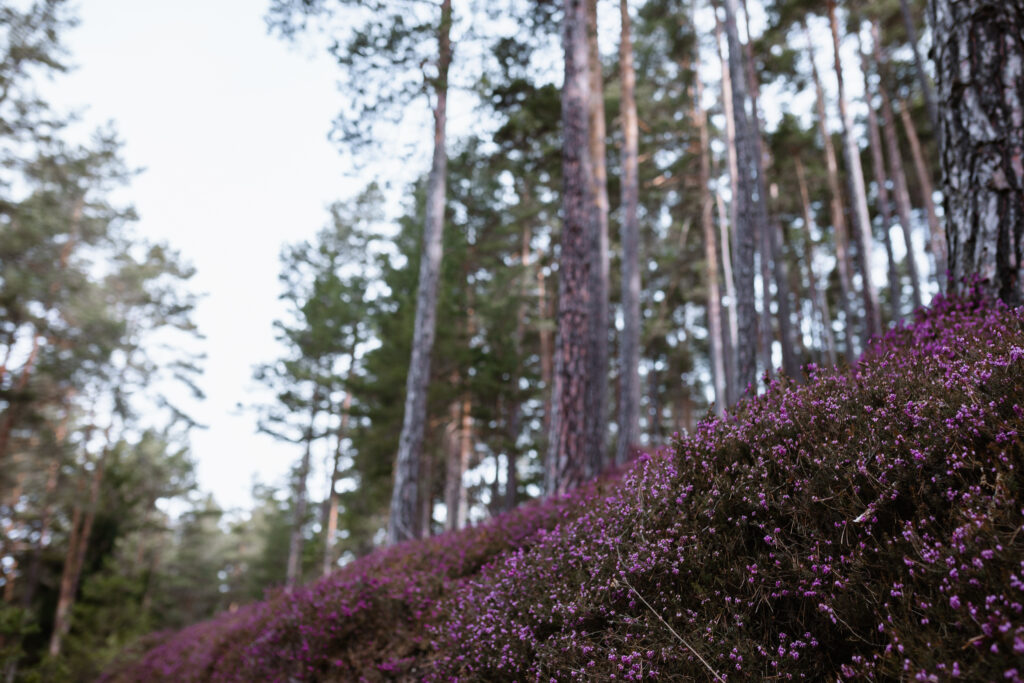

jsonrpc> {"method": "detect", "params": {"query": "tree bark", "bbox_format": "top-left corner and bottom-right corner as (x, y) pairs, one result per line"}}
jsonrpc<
(694, 68), (726, 415)
(828, 0), (882, 340)
(721, 0), (765, 396)
(795, 156), (838, 366)
(806, 30), (858, 363)
(584, 0), (610, 476)
(387, 0), (452, 544)
(899, 100), (948, 290)
(547, 0), (594, 496)
(616, 0), (642, 463)
(859, 32), (904, 322)
(931, 0), (1024, 304)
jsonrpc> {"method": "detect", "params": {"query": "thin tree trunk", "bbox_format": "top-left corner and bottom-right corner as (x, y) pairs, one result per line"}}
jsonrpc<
(805, 27), (857, 362)
(694, 68), (726, 415)
(795, 156), (838, 366)
(858, 32), (903, 322)
(715, 17), (740, 252)
(715, 181), (739, 404)
(49, 431), (108, 657)
(387, 0), (452, 544)
(286, 389), (319, 590)
(584, 0), (610, 476)
(931, 0), (1024, 304)
(828, 0), (882, 340)
(503, 219), (532, 511)
(443, 398), (462, 532)
(898, 100), (947, 290)
(547, 0), (594, 496)
(720, 0), (765, 396)
(872, 26), (925, 311)
(899, 0), (940, 135)
(321, 386), (351, 577)
(616, 0), (642, 463)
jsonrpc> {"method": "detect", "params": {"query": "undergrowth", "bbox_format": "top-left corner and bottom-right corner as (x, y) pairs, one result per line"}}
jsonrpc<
(105, 290), (1024, 681)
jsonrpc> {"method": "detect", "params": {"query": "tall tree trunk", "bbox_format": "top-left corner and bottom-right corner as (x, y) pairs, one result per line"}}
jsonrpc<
(872, 27), (925, 311)
(547, 0), (594, 496)
(49, 432), (108, 657)
(805, 30), (858, 362)
(715, 16), (740, 253)
(287, 390), (319, 590)
(387, 0), (452, 544)
(721, 0), (765, 396)
(931, 0), (1024, 304)
(694, 68), (726, 415)
(442, 398), (462, 532)
(795, 156), (838, 366)
(899, 100), (948, 290)
(899, 0), (940, 135)
(321, 386), (352, 577)
(616, 0), (642, 463)
(828, 0), (882, 340)
(537, 249), (554, 442)
(858, 32), (903, 322)
(584, 0), (610, 476)
(715, 180), (739, 404)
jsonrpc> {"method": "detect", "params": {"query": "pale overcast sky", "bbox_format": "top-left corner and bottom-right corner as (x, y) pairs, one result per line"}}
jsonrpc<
(49, 0), (357, 511)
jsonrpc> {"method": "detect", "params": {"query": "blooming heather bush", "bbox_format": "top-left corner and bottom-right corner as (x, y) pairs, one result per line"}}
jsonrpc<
(102, 480), (609, 682)
(107, 291), (1024, 681)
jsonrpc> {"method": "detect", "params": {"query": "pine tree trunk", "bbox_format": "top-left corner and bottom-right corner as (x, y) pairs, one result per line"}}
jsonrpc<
(795, 156), (838, 366)
(547, 0), (595, 496)
(715, 180), (739, 404)
(584, 0), (610, 476)
(932, 0), (1024, 304)
(874, 43), (925, 311)
(443, 398), (462, 532)
(900, 0), (941, 135)
(806, 29), (858, 362)
(721, 0), (765, 396)
(616, 0), (642, 463)
(828, 0), (882, 340)
(321, 387), (351, 577)
(898, 100), (948, 290)
(287, 391), (319, 590)
(387, 0), (452, 544)
(859, 33), (903, 322)
(49, 434), (107, 657)
(694, 69), (726, 414)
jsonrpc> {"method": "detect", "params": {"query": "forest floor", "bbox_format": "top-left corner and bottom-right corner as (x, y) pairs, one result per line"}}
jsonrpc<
(104, 290), (1024, 682)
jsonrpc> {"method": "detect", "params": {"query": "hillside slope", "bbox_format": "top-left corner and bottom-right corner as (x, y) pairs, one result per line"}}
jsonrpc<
(106, 291), (1024, 681)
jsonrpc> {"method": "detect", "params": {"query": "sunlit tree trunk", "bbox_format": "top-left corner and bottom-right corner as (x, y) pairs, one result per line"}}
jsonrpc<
(827, 0), (881, 340)
(388, 0), (452, 544)
(932, 0), (1024, 304)
(547, 0), (594, 496)
(616, 0), (641, 463)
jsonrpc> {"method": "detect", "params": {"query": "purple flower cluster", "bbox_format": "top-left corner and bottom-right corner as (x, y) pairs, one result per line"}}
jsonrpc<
(106, 290), (1024, 681)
